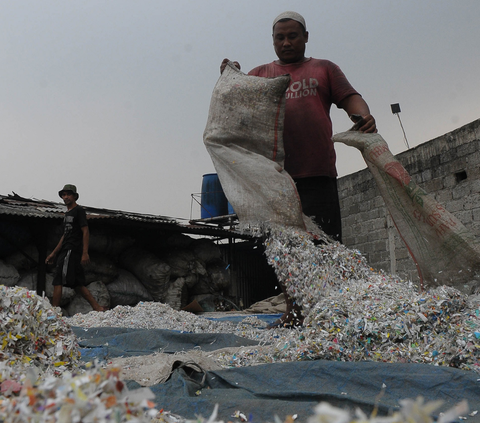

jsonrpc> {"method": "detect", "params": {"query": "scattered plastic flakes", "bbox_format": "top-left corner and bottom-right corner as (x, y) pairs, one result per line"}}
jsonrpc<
(305, 397), (468, 423)
(0, 379), (22, 394)
(232, 410), (248, 421)
(159, 397), (472, 423)
(66, 225), (480, 373)
(0, 285), (81, 374)
(262, 226), (480, 371)
(2, 222), (478, 421)
(0, 362), (159, 422)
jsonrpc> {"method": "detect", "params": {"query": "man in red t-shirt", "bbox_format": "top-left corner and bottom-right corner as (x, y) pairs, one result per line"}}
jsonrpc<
(221, 11), (376, 327)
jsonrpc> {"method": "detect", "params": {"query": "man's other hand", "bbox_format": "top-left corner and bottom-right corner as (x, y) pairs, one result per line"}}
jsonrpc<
(81, 252), (90, 266)
(220, 58), (241, 74)
(350, 114), (377, 133)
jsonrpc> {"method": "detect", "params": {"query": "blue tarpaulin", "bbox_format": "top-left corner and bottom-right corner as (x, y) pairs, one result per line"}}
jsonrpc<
(72, 321), (480, 422)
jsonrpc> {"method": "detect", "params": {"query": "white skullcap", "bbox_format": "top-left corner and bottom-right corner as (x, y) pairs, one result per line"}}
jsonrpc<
(272, 11), (307, 31)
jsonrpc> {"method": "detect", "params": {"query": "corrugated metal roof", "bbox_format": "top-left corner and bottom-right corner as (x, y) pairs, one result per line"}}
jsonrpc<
(0, 193), (176, 222)
(0, 193), (250, 240)
(1, 195), (64, 219)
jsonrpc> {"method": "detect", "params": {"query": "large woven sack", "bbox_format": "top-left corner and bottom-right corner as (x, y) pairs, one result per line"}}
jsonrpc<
(16, 270), (38, 291)
(17, 271), (75, 307)
(119, 247), (171, 302)
(84, 253), (118, 285)
(65, 281), (110, 316)
(88, 232), (135, 257)
(44, 272), (76, 305)
(0, 259), (20, 287)
(164, 277), (186, 310)
(107, 269), (153, 307)
(166, 249), (196, 278)
(334, 131), (480, 290)
(203, 62), (307, 230)
(192, 239), (221, 264)
(166, 233), (194, 249)
(206, 258), (230, 292)
(4, 244), (38, 271)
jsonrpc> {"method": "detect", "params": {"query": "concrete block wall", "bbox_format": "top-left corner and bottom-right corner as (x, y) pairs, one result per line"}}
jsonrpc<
(338, 118), (480, 284)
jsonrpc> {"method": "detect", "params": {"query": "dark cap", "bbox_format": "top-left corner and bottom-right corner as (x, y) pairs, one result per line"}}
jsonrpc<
(58, 184), (79, 200)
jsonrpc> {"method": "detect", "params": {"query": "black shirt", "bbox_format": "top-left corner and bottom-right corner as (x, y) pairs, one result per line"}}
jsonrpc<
(62, 205), (88, 253)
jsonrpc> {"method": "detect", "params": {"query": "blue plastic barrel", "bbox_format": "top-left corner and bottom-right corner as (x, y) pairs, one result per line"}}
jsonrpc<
(201, 174), (228, 218)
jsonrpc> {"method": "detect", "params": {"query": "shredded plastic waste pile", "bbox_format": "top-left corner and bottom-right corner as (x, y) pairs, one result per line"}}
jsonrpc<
(0, 286), (164, 422)
(0, 355), (472, 423)
(2, 287), (452, 423)
(1, 219), (479, 421)
(68, 225), (480, 373)
(0, 361), (161, 422)
(262, 226), (480, 370)
(0, 285), (81, 372)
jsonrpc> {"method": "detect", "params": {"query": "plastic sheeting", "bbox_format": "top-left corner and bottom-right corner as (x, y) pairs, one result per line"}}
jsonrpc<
(74, 325), (480, 422)
(72, 326), (261, 361)
(144, 360), (480, 422)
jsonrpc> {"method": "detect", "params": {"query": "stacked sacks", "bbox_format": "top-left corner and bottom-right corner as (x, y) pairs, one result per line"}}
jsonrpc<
(84, 253), (118, 285)
(107, 269), (154, 308)
(0, 221), (233, 315)
(164, 236), (231, 310)
(89, 232), (231, 312)
(65, 281), (110, 316)
(0, 260), (20, 287)
(17, 272), (76, 307)
(3, 243), (38, 272)
(119, 246), (171, 303)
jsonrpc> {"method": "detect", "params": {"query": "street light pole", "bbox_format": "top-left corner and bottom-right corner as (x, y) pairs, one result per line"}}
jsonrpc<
(391, 103), (410, 149)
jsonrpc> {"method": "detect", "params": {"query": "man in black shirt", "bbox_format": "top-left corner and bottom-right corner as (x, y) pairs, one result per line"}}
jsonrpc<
(46, 184), (107, 311)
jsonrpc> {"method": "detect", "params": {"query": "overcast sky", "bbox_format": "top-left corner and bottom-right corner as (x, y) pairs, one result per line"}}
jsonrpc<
(2, 1), (479, 220)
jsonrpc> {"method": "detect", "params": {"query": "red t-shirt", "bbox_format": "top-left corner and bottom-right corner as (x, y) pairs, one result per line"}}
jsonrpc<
(249, 58), (359, 178)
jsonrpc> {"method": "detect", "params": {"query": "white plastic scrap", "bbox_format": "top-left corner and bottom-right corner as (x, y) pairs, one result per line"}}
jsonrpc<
(0, 361), (159, 422)
(67, 225), (480, 372)
(3, 221), (479, 421)
(305, 397), (468, 423)
(0, 285), (81, 372)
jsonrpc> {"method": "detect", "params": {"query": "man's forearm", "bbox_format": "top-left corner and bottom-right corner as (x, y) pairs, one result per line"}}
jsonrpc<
(339, 94), (370, 117)
(82, 227), (89, 255)
(339, 94), (376, 133)
(52, 236), (64, 254)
